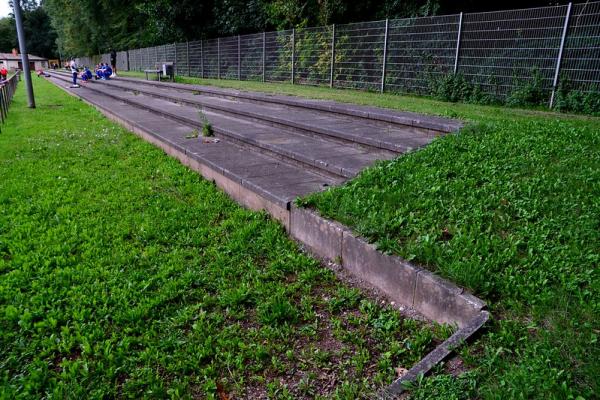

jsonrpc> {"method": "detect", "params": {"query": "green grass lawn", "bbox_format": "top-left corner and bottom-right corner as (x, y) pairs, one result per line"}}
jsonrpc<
(119, 71), (600, 398)
(0, 78), (451, 399)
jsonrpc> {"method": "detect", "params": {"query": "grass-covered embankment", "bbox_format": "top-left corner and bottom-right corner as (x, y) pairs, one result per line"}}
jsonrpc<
(120, 71), (600, 398)
(0, 78), (448, 399)
(304, 117), (600, 398)
(295, 93), (600, 398)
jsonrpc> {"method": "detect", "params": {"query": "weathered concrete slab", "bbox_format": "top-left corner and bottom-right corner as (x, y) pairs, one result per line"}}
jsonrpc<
(286, 205), (488, 330)
(110, 75), (465, 132)
(342, 232), (421, 308)
(48, 75), (338, 210)
(289, 207), (346, 260)
(413, 270), (486, 327)
(54, 75), (395, 180)
(72, 73), (455, 155)
(326, 152), (395, 176)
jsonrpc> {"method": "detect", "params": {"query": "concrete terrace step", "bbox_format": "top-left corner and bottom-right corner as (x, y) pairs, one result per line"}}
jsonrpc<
(110, 74), (464, 133)
(53, 71), (450, 154)
(47, 75), (342, 209)
(51, 73), (395, 179)
(100, 78), (439, 153)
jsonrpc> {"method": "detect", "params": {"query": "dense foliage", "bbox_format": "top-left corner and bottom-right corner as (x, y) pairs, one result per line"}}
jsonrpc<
(425, 69), (600, 115)
(0, 0), (583, 91)
(554, 79), (600, 116)
(0, 1), (57, 58)
(37, 0), (574, 58)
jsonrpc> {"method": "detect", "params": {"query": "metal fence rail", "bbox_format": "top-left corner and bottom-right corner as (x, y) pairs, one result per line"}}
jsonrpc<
(563, 1), (600, 91)
(334, 20), (386, 91)
(387, 14), (460, 94)
(459, 5), (567, 98)
(80, 1), (600, 107)
(0, 72), (20, 127)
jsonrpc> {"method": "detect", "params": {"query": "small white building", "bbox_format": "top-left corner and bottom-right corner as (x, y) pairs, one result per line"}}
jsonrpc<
(0, 51), (49, 71)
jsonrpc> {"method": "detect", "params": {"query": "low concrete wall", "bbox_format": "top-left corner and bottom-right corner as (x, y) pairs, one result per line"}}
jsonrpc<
(289, 206), (485, 328)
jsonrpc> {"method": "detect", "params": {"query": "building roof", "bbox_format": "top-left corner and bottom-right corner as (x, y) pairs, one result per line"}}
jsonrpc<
(0, 53), (48, 61)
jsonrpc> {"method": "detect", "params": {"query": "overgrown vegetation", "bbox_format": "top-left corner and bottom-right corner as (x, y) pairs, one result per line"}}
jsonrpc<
(427, 69), (600, 116)
(199, 110), (214, 137)
(0, 79), (448, 398)
(505, 69), (549, 108)
(427, 73), (498, 105)
(185, 128), (199, 138)
(42, 0), (520, 56)
(554, 79), (600, 116)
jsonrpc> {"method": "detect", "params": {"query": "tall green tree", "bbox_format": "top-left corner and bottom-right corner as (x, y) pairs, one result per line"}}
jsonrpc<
(43, 0), (576, 57)
(23, 6), (58, 57)
(135, 0), (216, 43)
(1, 1), (58, 58)
(0, 17), (17, 52)
(213, 0), (266, 35)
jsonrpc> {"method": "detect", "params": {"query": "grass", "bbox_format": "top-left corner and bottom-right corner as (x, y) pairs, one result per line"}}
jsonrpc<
(0, 78), (451, 399)
(301, 102), (600, 399)
(120, 70), (600, 398)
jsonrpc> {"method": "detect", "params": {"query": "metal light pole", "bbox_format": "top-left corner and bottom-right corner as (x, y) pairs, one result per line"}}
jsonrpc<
(13, 0), (35, 108)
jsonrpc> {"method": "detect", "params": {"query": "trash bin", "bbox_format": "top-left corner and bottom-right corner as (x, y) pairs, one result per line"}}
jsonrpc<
(162, 63), (174, 80)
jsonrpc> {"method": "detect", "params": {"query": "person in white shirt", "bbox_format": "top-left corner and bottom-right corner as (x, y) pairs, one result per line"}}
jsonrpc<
(69, 60), (79, 87)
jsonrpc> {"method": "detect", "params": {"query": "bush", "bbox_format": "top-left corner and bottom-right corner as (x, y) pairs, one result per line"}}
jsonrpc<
(428, 73), (498, 105)
(202, 122), (214, 137)
(428, 73), (473, 103)
(554, 80), (600, 116)
(506, 69), (548, 107)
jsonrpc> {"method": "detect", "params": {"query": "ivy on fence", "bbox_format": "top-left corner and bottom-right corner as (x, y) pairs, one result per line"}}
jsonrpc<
(79, 2), (600, 113)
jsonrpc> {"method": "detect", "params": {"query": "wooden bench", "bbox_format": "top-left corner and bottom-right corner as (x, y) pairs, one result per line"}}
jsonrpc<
(143, 62), (174, 82)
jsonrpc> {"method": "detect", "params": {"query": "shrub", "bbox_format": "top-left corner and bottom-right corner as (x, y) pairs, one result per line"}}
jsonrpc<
(554, 79), (600, 116)
(198, 109), (214, 137)
(506, 69), (548, 107)
(428, 73), (498, 105)
(202, 122), (214, 137)
(428, 73), (473, 103)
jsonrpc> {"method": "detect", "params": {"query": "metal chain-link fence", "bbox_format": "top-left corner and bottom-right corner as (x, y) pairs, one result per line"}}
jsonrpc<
(78, 1), (600, 107)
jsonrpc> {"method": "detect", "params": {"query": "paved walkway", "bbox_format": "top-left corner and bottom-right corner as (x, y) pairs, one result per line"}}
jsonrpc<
(47, 72), (462, 208)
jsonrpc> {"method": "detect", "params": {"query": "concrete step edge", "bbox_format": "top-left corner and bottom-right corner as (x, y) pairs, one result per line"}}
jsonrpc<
(112, 74), (464, 133)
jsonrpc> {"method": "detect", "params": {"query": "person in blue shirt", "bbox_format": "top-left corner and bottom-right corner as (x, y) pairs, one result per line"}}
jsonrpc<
(104, 64), (113, 79)
(81, 66), (93, 83)
(95, 64), (104, 80)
